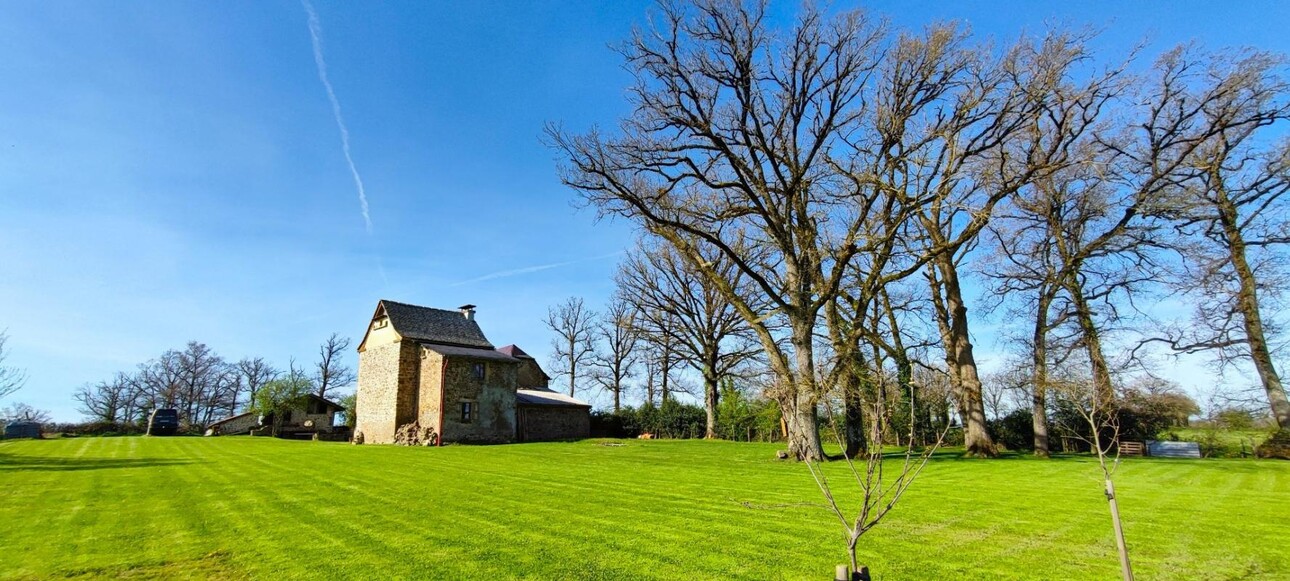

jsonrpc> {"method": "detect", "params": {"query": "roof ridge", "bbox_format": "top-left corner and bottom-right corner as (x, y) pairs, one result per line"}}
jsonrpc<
(380, 299), (464, 314)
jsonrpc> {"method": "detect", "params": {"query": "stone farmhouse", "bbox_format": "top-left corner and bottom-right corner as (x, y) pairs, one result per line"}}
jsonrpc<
(355, 300), (590, 444)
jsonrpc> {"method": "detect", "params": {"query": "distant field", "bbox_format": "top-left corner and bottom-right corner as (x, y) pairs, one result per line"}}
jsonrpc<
(0, 437), (1286, 580)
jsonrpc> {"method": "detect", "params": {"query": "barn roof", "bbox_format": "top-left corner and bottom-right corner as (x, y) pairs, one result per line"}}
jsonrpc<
(209, 411), (255, 428)
(496, 344), (533, 359)
(498, 344), (553, 382)
(516, 388), (591, 408)
(423, 344), (521, 362)
(378, 300), (493, 348)
(307, 393), (346, 411)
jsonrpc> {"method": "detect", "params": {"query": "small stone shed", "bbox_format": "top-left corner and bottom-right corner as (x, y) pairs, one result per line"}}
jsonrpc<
(355, 300), (591, 444)
(208, 394), (345, 437)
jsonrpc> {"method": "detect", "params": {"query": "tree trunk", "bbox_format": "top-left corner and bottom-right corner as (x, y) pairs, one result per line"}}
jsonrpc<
(787, 320), (826, 461)
(703, 350), (719, 439)
(842, 370), (867, 458)
(1033, 290), (1052, 457)
(568, 336), (577, 396)
(1217, 193), (1290, 429)
(932, 255), (997, 457)
(661, 346), (672, 403)
(1065, 276), (1115, 406)
(704, 373), (719, 439)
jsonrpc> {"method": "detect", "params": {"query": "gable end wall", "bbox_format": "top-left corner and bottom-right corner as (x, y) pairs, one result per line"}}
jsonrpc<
(356, 340), (420, 444)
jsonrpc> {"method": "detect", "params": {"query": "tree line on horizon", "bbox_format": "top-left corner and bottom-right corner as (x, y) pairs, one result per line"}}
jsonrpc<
(63, 333), (356, 433)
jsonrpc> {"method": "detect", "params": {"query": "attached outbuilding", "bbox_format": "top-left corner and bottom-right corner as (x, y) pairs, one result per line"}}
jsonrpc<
(516, 388), (592, 442)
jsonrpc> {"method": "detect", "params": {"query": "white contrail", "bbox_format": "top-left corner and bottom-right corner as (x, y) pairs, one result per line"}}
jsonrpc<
(302, 0), (371, 233)
(450, 252), (622, 286)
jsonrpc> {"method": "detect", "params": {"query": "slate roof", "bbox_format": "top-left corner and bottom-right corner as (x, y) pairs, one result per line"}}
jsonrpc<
(516, 388), (592, 408)
(496, 344), (533, 359)
(307, 393), (346, 411)
(423, 344), (522, 363)
(379, 300), (494, 348)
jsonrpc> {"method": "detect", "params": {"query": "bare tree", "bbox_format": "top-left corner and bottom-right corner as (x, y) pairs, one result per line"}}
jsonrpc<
(616, 240), (762, 436)
(314, 333), (355, 400)
(544, 297), (597, 397)
(132, 342), (239, 429)
(1145, 49), (1290, 430)
(809, 381), (950, 578)
(74, 372), (140, 423)
(637, 311), (682, 405)
(237, 357), (279, 413)
(1, 402), (52, 425)
(589, 298), (640, 412)
(1050, 372), (1134, 581)
(552, 1), (896, 461)
(0, 330), (27, 402)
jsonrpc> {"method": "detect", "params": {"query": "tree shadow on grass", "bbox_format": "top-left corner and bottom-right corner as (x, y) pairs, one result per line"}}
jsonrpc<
(0, 453), (197, 472)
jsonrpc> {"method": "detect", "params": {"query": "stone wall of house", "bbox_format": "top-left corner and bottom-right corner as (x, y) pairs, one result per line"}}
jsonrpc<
(213, 413), (259, 435)
(437, 357), (518, 443)
(417, 349), (445, 435)
(516, 359), (549, 389)
(290, 412), (336, 430)
(356, 340), (420, 444)
(518, 406), (590, 442)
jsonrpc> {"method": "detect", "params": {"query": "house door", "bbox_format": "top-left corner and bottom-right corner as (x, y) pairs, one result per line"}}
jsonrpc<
(516, 408), (527, 443)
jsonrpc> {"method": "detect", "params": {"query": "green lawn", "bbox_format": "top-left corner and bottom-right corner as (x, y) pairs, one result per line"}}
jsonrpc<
(0, 437), (1285, 580)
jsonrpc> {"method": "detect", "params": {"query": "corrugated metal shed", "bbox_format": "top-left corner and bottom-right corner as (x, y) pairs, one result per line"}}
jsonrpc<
(1146, 440), (1202, 458)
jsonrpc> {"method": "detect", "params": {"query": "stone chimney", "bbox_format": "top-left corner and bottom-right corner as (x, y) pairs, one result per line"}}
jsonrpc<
(459, 304), (477, 321)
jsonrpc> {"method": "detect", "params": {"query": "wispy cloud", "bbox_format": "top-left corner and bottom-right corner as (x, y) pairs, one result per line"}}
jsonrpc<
(302, 0), (372, 233)
(449, 252), (622, 287)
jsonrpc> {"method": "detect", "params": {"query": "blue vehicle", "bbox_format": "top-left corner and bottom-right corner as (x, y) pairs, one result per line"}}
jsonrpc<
(147, 409), (179, 436)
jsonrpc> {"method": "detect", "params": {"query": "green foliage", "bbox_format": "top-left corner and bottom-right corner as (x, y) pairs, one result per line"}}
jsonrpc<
(592, 382), (782, 441)
(0, 437), (1287, 579)
(251, 376), (311, 434)
(988, 409), (1036, 451)
(714, 378), (781, 442)
(336, 392), (358, 428)
(597, 399), (707, 439)
(1214, 408), (1258, 431)
(1050, 389), (1192, 445)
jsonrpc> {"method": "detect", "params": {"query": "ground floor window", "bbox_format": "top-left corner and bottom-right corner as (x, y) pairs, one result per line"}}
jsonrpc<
(461, 401), (474, 423)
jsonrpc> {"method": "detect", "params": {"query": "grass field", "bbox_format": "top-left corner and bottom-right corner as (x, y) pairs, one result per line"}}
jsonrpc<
(0, 437), (1286, 580)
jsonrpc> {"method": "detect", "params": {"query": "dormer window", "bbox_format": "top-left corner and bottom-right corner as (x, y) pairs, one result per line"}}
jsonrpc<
(471, 363), (486, 380)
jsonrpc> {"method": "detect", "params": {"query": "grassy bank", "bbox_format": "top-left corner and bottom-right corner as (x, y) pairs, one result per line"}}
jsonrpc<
(0, 437), (1285, 579)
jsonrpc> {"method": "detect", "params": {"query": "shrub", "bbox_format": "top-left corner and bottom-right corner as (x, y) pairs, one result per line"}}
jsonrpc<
(1255, 430), (1290, 460)
(988, 409), (1035, 452)
(590, 409), (638, 438)
(590, 400), (708, 439)
(49, 421), (145, 437)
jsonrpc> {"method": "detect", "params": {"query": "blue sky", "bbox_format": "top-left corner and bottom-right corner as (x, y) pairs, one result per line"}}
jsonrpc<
(2, 1), (1287, 421)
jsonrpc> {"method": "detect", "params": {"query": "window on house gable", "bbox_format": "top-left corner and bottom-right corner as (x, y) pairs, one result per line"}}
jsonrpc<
(471, 362), (486, 380)
(461, 401), (474, 423)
